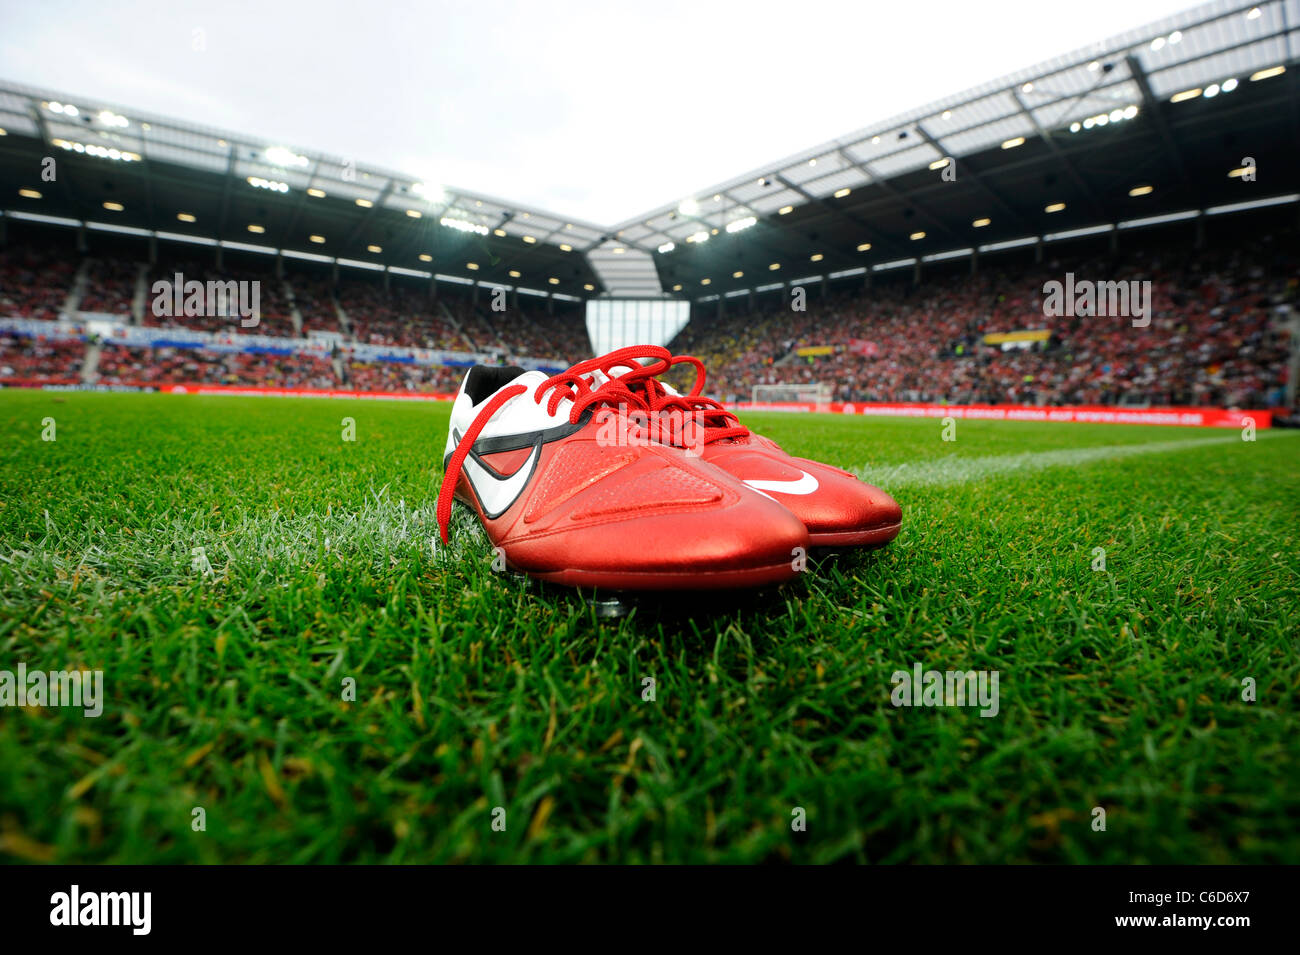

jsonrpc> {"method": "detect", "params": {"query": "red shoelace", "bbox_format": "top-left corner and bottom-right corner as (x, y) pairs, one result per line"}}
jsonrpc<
(435, 346), (673, 543)
(622, 353), (751, 445)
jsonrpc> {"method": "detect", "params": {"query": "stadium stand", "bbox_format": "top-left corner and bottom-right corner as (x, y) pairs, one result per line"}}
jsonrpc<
(336, 276), (469, 349)
(291, 272), (341, 335)
(344, 360), (460, 393)
(96, 344), (338, 389)
(2, 8), (1296, 412)
(144, 256), (297, 336)
(502, 302), (593, 365)
(0, 225), (592, 395)
(0, 332), (83, 382)
(78, 257), (139, 317)
(89, 344), (463, 393)
(0, 243), (76, 321)
(0, 220), (1290, 409)
(668, 228), (1298, 410)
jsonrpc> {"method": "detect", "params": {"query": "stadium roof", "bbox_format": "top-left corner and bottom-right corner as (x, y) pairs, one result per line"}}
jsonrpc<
(1, 0), (1297, 301)
(0, 85), (610, 299)
(627, 0), (1300, 298)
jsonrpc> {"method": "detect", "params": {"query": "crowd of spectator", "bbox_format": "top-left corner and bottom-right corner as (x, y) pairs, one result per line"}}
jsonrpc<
(291, 274), (341, 335)
(78, 257), (139, 316)
(1, 243), (590, 362)
(0, 246), (75, 321)
(3, 231), (1294, 407)
(345, 360), (460, 393)
(493, 303), (591, 365)
(52, 342), (461, 394)
(0, 333), (83, 381)
(338, 281), (469, 349)
(96, 345), (338, 389)
(669, 236), (1297, 409)
(143, 259), (297, 336)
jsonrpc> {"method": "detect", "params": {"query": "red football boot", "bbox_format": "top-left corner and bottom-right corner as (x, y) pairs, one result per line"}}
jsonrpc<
(599, 352), (903, 548)
(437, 347), (811, 590)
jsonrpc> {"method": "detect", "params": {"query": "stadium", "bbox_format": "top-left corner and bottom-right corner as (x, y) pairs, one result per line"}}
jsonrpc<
(1, 0), (1298, 881)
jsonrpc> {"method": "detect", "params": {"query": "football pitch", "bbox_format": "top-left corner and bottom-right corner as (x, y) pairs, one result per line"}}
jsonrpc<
(0, 390), (1296, 864)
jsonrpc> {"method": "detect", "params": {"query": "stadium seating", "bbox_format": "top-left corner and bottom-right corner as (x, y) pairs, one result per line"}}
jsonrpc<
(89, 342), (461, 394)
(290, 273), (341, 336)
(96, 344), (338, 389)
(0, 333), (83, 382)
(1, 228), (1293, 408)
(77, 257), (139, 317)
(669, 234), (1297, 410)
(492, 302), (592, 365)
(337, 278), (469, 350)
(144, 258), (297, 336)
(344, 360), (460, 393)
(0, 245), (76, 321)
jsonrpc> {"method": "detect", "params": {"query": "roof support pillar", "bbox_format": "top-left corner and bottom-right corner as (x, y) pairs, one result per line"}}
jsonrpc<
(913, 258), (921, 286)
(148, 234), (157, 265)
(1195, 211), (1206, 250)
(1109, 224), (1119, 255)
(970, 247), (978, 276)
(77, 223), (87, 254)
(214, 243), (222, 269)
(1034, 237), (1044, 264)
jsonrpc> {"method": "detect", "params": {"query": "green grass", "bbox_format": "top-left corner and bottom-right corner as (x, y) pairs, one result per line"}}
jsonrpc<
(0, 390), (1297, 863)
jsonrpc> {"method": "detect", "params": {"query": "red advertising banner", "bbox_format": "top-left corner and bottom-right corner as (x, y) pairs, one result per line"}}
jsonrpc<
(1, 379), (1273, 427)
(0, 379), (457, 401)
(737, 400), (1273, 429)
(157, 383), (457, 401)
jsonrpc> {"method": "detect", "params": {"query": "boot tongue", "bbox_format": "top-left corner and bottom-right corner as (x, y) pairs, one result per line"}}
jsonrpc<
(587, 365), (682, 396)
(584, 359), (749, 443)
(507, 369), (576, 415)
(585, 364), (652, 387)
(510, 369), (550, 390)
(523, 367), (636, 417)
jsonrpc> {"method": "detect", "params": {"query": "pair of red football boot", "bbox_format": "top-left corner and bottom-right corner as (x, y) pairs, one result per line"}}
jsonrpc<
(436, 346), (900, 590)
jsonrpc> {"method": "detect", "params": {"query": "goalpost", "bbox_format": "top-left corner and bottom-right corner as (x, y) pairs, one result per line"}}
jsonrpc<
(751, 382), (833, 411)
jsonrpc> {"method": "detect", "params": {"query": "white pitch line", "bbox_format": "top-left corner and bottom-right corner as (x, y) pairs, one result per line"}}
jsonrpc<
(852, 433), (1285, 489)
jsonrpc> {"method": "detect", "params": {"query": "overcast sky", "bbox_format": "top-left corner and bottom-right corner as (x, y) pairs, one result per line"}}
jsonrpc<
(1, 0), (1199, 224)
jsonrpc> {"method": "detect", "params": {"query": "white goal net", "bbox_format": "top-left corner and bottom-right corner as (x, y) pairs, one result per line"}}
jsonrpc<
(751, 382), (833, 411)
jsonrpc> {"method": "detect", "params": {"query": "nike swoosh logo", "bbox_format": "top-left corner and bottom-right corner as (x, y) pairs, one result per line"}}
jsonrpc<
(453, 429), (542, 519)
(743, 471), (820, 496)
